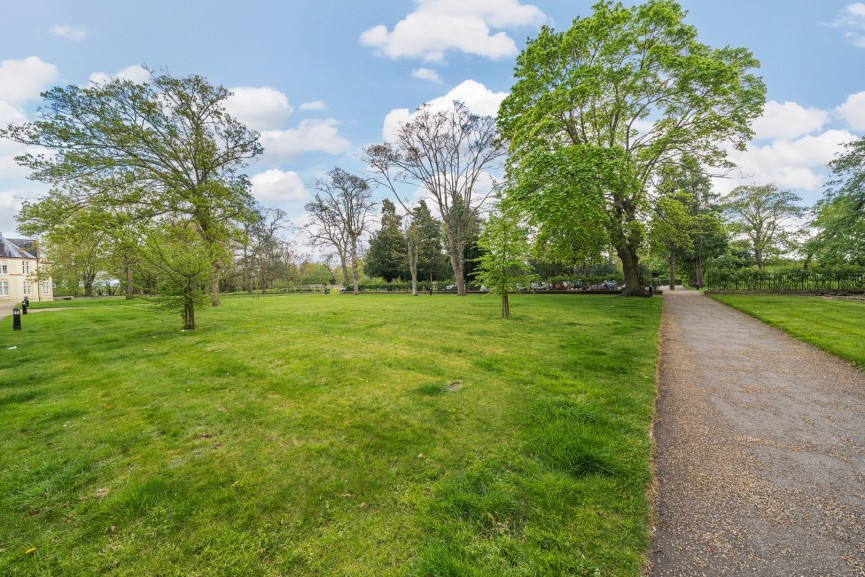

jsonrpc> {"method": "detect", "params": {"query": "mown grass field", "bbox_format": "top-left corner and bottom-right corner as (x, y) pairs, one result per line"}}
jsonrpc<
(711, 295), (865, 367)
(1, 294), (661, 576)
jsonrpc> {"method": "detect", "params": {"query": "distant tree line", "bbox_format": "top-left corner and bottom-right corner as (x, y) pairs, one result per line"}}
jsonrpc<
(4, 0), (865, 326)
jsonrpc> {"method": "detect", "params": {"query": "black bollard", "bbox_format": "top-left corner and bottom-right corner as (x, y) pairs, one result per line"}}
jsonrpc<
(12, 308), (22, 331)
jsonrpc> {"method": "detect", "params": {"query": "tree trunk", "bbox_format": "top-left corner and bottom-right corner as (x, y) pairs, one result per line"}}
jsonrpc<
(668, 250), (676, 291)
(210, 264), (221, 307)
(451, 256), (466, 295)
(501, 291), (510, 318)
(339, 252), (349, 290)
(350, 241), (360, 295)
(184, 279), (196, 330)
(755, 248), (764, 269)
(83, 271), (96, 297)
(444, 219), (467, 296)
(408, 237), (418, 296)
(694, 252), (704, 288)
(244, 244), (253, 294)
(124, 260), (134, 300)
(616, 242), (645, 297)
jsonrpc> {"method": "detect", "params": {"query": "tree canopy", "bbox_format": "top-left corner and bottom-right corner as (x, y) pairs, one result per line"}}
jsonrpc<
(363, 101), (506, 296)
(3, 70), (262, 312)
(365, 199), (407, 282)
(498, 0), (766, 295)
(807, 136), (865, 266)
(304, 168), (377, 294)
(723, 184), (804, 269)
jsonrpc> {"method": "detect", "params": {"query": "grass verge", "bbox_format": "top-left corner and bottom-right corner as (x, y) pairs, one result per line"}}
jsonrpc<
(1, 294), (660, 576)
(710, 294), (865, 367)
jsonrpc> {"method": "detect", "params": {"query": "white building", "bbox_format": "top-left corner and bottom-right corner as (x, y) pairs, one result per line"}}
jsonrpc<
(0, 234), (53, 303)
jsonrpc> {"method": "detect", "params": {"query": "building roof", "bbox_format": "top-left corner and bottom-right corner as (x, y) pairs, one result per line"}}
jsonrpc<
(0, 234), (37, 259)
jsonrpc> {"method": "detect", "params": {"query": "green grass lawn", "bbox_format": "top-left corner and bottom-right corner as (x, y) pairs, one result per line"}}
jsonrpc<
(711, 295), (865, 367)
(1, 294), (661, 576)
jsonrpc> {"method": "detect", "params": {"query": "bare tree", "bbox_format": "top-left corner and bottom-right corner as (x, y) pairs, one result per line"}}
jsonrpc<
(303, 168), (377, 294)
(249, 206), (289, 294)
(362, 101), (506, 295)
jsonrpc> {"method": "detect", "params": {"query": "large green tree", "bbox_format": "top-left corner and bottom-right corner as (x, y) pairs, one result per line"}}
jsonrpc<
(498, 0), (765, 295)
(807, 137), (865, 266)
(2, 70), (261, 307)
(723, 184), (804, 269)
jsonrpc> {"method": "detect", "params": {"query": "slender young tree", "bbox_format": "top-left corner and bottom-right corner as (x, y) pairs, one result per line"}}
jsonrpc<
(303, 168), (377, 294)
(140, 222), (212, 330)
(362, 101), (506, 296)
(475, 209), (534, 318)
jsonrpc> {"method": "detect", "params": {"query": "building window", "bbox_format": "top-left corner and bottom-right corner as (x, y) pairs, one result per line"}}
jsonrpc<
(43, 281), (51, 294)
(23, 261), (31, 274)
(1, 261), (7, 274)
(23, 281), (31, 296)
(0, 281), (7, 296)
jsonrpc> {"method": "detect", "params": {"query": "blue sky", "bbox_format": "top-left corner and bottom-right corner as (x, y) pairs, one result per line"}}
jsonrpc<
(2, 0), (865, 238)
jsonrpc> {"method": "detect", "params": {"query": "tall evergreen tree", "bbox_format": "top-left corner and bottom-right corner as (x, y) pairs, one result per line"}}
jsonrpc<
(366, 199), (407, 282)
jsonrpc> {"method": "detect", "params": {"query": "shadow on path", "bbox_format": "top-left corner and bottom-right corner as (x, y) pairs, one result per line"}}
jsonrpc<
(651, 291), (865, 576)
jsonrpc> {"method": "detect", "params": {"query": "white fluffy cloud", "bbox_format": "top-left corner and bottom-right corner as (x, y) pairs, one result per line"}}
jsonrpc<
(250, 169), (308, 202)
(0, 190), (23, 236)
(259, 119), (351, 162)
(715, 129), (856, 196)
(831, 3), (865, 47)
(837, 91), (865, 130)
(49, 24), (88, 42)
(299, 100), (327, 111)
(0, 58), (59, 192)
(225, 86), (293, 131)
(0, 56), (59, 105)
(381, 79), (508, 141)
(411, 67), (443, 83)
(751, 100), (828, 140)
(0, 101), (26, 126)
(88, 64), (151, 85)
(360, 0), (545, 62)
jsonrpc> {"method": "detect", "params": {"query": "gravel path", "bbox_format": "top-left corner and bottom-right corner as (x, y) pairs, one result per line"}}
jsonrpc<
(650, 291), (865, 576)
(1, 303), (74, 323)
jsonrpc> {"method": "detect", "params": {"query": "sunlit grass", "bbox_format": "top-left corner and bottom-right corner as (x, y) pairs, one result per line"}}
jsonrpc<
(711, 295), (865, 367)
(1, 294), (660, 576)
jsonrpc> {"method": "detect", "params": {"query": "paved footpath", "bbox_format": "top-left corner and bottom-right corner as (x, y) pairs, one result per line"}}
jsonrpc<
(651, 291), (865, 576)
